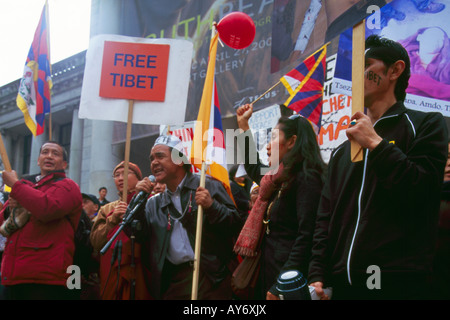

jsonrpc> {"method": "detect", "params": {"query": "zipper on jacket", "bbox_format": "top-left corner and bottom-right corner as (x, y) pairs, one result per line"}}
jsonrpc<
(345, 112), (406, 285)
(346, 148), (369, 285)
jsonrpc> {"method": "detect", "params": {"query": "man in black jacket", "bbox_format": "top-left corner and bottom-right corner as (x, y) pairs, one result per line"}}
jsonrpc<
(309, 35), (448, 299)
(133, 135), (241, 299)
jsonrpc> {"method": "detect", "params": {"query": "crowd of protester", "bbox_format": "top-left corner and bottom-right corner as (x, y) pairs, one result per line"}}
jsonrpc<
(0, 34), (449, 300)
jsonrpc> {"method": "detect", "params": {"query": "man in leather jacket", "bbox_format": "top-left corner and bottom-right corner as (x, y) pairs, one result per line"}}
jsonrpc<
(132, 135), (242, 299)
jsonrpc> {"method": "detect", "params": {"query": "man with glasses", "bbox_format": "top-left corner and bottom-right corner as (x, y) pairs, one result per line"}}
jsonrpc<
(90, 161), (151, 300)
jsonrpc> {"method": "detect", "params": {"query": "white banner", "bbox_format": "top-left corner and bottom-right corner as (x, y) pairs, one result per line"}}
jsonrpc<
(79, 34), (193, 125)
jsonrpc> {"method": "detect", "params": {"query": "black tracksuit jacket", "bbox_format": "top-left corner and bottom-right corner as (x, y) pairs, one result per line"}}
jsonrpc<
(308, 102), (448, 289)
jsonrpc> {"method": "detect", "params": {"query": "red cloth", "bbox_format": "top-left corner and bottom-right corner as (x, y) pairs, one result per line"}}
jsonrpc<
(233, 164), (284, 257)
(99, 192), (152, 300)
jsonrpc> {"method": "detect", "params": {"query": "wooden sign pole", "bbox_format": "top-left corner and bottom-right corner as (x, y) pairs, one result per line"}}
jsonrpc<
(351, 20), (365, 162)
(122, 100), (134, 202)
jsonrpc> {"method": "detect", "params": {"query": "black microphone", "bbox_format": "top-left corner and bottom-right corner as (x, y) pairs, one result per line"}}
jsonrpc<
(130, 175), (156, 207)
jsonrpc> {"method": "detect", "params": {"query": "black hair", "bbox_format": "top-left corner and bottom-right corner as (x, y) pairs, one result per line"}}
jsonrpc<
(229, 164), (240, 180)
(98, 187), (107, 192)
(39, 141), (68, 162)
(365, 34), (411, 101)
(276, 116), (326, 185)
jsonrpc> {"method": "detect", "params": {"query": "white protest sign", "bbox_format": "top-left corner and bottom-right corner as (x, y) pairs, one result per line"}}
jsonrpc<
(79, 34), (193, 125)
(248, 104), (282, 166)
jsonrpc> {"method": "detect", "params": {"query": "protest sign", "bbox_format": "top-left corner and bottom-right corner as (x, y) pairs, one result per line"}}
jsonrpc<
(99, 41), (170, 101)
(79, 34), (192, 126)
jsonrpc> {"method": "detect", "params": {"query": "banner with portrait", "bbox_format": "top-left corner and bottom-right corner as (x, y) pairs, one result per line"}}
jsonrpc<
(333, 0), (450, 116)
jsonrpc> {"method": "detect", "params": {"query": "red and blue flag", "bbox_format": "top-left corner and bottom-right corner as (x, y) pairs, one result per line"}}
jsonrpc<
(16, 1), (52, 137)
(280, 44), (327, 129)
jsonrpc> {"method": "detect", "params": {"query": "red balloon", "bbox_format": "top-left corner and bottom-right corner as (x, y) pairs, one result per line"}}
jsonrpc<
(216, 12), (256, 49)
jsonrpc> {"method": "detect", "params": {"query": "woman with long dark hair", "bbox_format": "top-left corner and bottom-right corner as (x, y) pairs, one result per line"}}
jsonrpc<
(234, 104), (326, 300)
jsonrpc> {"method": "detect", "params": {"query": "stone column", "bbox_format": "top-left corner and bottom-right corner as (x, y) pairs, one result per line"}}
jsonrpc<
(29, 133), (47, 175)
(84, 0), (122, 196)
(68, 109), (83, 185)
(88, 120), (120, 196)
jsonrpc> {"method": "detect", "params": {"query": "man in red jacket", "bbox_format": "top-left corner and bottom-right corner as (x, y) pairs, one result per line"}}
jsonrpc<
(0, 141), (82, 300)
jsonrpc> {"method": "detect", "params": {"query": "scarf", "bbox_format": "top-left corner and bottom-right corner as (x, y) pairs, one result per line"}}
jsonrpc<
(0, 206), (31, 237)
(233, 163), (285, 257)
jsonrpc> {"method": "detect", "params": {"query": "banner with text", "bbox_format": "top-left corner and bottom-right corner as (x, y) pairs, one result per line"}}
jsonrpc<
(79, 34), (192, 125)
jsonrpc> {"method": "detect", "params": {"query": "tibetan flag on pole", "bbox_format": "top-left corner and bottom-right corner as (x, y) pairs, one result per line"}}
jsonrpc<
(16, 1), (52, 137)
(190, 31), (232, 200)
(280, 44), (327, 129)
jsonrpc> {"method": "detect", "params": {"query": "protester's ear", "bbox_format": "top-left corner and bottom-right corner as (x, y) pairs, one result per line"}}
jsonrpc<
(390, 60), (406, 81)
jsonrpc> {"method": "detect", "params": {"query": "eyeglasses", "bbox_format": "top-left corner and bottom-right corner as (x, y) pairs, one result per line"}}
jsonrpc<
(113, 171), (136, 179)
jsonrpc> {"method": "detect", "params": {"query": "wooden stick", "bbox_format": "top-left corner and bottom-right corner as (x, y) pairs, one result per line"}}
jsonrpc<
(252, 80), (281, 105)
(49, 113), (52, 141)
(46, 0), (53, 141)
(122, 100), (134, 202)
(191, 161), (207, 300)
(351, 20), (365, 163)
(0, 134), (12, 171)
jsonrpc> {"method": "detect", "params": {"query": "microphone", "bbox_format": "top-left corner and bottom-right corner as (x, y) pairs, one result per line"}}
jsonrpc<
(129, 175), (156, 208)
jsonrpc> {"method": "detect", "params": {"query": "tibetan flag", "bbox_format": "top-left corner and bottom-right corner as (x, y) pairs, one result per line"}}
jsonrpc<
(190, 32), (232, 200)
(16, 1), (52, 137)
(280, 44), (327, 129)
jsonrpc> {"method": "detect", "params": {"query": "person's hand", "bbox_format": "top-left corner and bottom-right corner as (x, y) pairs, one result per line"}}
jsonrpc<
(195, 187), (213, 210)
(136, 177), (155, 195)
(2, 170), (19, 188)
(266, 291), (280, 300)
(310, 282), (330, 300)
(346, 112), (383, 151)
(7, 196), (20, 209)
(236, 104), (253, 132)
(111, 201), (128, 224)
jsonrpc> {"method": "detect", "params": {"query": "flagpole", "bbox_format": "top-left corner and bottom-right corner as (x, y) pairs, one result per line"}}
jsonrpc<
(45, 0), (52, 141)
(191, 22), (219, 301)
(251, 80), (281, 105)
(191, 161), (207, 300)
(351, 20), (365, 162)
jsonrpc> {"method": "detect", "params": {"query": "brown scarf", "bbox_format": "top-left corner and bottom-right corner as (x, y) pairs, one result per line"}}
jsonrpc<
(233, 163), (285, 257)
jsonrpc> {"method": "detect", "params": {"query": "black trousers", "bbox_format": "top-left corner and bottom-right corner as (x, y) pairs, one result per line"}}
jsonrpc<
(161, 260), (232, 300)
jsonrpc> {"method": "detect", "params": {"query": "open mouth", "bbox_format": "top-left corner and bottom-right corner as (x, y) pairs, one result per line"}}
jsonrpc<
(152, 168), (164, 175)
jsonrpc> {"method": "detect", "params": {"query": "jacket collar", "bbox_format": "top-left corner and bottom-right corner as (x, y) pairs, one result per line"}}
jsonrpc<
(159, 172), (198, 208)
(378, 101), (407, 119)
(373, 101), (407, 127)
(27, 170), (67, 185)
